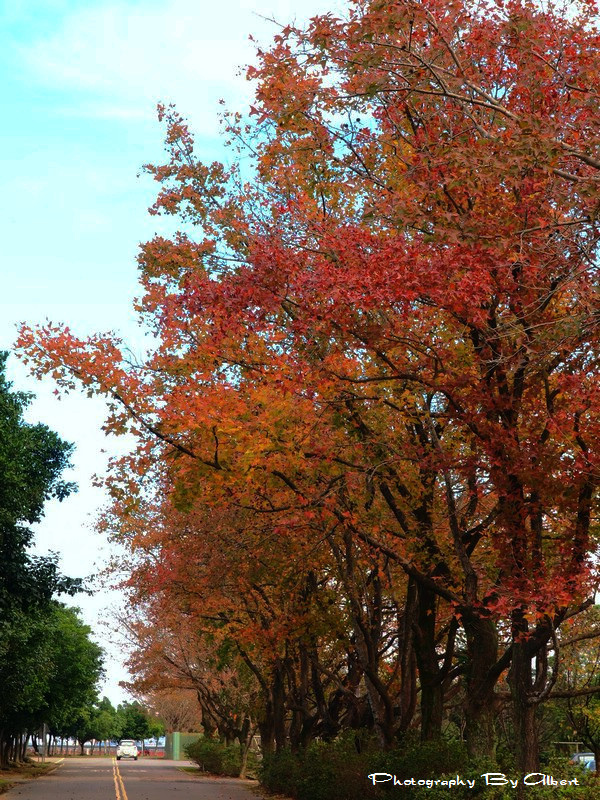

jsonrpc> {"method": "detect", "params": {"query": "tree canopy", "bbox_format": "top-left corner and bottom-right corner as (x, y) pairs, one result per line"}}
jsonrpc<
(16, 0), (600, 783)
(0, 352), (100, 766)
(0, 351), (78, 611)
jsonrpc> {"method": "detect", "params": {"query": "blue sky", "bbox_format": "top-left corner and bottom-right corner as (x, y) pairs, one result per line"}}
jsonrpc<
(1, 0), (344, 703)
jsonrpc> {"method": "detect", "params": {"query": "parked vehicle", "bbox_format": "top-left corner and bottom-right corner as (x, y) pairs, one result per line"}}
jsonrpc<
(570, 751), (594, 766)
(116, 740), (139, 760)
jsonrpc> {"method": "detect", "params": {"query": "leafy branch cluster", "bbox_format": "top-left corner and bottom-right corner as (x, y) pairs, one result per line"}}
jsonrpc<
(16, 0), (600, 783)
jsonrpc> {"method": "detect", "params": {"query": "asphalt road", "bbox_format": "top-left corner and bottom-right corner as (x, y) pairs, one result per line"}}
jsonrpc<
(6, 758), (260, 800)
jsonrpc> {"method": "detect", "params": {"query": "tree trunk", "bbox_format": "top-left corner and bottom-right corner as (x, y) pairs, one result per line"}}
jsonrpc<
(462, 614), (499, 759)
(271, 662), (287, 753)
(509, 639), (539, 775)
(414, 585), (443, 742)
(0, 734), (10, 769)
(238, 725), (255, 779)
(258, 716), (274, 756)
(397, 579), (418, 733)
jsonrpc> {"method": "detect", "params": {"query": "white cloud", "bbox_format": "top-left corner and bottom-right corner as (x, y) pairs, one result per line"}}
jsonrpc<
(19, 0), (345, 134)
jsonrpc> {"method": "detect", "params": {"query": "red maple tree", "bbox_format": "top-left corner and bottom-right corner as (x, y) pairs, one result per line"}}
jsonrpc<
(18, 0), (600, 774)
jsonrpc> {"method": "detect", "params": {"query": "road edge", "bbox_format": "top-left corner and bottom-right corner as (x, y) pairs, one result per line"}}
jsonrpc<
(0, 759), (63, 796)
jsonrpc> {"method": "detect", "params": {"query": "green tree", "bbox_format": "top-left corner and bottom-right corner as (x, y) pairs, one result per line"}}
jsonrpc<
(0, 609), (54, 762)
(46, 607), (105, 745)
(145, 715), (165, 756)
(0, 604), (103, 763)
(117, 701), (153, 744)
(0, 351), (78, 611)
(0, 352), (84, 766)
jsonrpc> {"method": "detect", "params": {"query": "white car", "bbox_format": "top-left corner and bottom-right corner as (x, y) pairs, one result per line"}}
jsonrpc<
(116, 740), (139, 760)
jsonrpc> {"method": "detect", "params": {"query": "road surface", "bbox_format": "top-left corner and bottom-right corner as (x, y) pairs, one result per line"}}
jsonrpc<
(6, 758), (260, 800)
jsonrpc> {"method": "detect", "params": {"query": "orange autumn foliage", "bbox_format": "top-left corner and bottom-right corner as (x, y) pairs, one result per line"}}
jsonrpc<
(17, 0), (600, 766)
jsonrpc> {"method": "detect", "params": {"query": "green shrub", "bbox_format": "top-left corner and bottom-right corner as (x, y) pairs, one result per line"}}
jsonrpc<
(260, 733), (375, 800)
(258, 734), (599, 800)
(184, 737), (242, 777)
(261, 748), (303, 796)
(409, 756), (599, 800)
(377, 736), (467, 782)
(260, 733), (466, 799)
(298, 734), (375, 800)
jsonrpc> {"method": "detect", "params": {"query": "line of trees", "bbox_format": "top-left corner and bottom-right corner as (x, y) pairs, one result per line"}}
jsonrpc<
(17, 0), (600, 789)
(0, 352), (104, 768)
(45, 698), (165, 755)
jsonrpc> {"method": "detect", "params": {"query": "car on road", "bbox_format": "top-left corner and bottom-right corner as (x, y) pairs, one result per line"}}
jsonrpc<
(116, 739), (139, 760)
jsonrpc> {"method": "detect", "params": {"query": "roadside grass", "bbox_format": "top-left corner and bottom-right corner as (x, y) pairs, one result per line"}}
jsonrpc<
(0, 760), (59, 794)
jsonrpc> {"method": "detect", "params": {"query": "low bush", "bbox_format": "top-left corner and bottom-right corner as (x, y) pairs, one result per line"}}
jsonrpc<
(259, 736), (599, 799)
(408, 757), (598, 800)
(261, 747), (303, 796)
(260, 732), (466, 800)
(184, 737), (242, 777)
(261, 734), (372, 800)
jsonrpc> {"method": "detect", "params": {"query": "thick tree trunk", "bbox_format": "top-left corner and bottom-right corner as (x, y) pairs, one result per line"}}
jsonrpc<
(462, 615), (499, 760)
(257, 685), (276, 757)
(271, 663), (287, 753)
(509, 639), (539, 775)
(0, 734), (10, 769)
(397, 577), (418, 733)
(464, 701), (497, 760)
(258, 716), (274, 756)
(414, 585), (443, 742)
